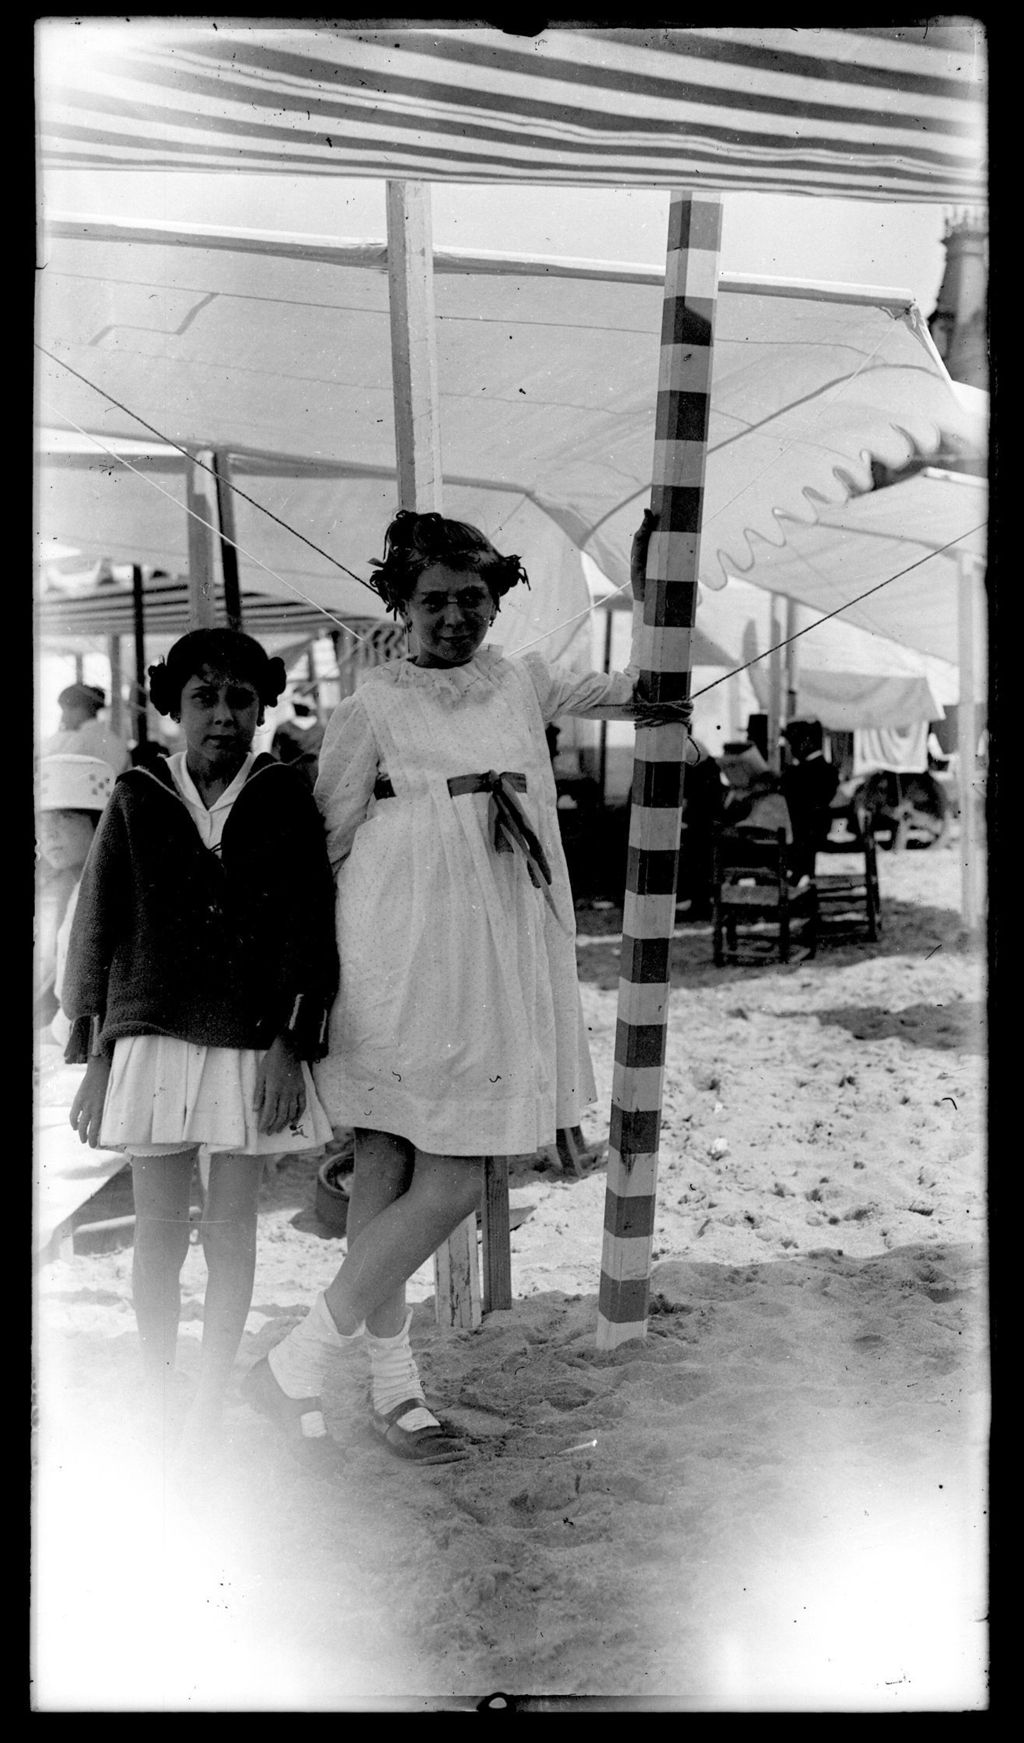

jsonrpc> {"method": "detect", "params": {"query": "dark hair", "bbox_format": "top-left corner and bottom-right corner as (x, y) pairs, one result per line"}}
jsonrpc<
(58, 683), (105, 716)
(367, 510), (529, 618)
(147, 628), (287, 718)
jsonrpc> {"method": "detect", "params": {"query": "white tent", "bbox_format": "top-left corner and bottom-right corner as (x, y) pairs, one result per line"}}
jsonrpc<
(36, 224), (984, 653)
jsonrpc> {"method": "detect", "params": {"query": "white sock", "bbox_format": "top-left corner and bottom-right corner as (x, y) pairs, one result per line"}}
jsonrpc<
(366, 1312), (440, 1432)
(268, 1292), (364, 1400)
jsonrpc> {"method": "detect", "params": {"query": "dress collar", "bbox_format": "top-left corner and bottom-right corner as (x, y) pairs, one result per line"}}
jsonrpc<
(371, 645), (506, 702)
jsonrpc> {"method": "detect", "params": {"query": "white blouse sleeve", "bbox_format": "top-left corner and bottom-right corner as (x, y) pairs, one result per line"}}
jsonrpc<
(519, 597), (644, 723)
(313, 690), (381, 872)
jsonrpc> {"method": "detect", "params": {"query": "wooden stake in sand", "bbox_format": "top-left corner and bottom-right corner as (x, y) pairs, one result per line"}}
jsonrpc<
(596, 192), (722, 1350)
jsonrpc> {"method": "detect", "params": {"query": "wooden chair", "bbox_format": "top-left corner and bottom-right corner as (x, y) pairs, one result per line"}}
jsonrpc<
(813, 797), (882, 941)
(711, 825), (818, 965)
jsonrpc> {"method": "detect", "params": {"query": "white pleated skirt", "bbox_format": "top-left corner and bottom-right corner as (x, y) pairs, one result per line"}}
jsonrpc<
(100, 1034), (335, 1157)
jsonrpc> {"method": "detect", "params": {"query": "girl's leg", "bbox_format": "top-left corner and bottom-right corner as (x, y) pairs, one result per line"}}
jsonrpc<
(129, 1151), (196, 1393)
(189, 1149), (263, 1425)
(265, 1129), (415, 1402)
(325, 1149), (484, 1332)
(265, 1145), (483, 1420)
(345, 1129), (414, 1339)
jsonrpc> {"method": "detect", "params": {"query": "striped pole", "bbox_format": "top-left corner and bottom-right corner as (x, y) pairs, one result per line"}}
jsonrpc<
(596, 192), (722, 1350)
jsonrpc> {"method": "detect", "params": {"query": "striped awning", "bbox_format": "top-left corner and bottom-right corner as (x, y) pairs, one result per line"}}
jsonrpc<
(37, 22), (987, 205)
(36, 575), (342, 643)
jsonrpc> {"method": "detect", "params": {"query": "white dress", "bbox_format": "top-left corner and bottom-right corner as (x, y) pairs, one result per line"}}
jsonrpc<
(313, 640), (638, 1156)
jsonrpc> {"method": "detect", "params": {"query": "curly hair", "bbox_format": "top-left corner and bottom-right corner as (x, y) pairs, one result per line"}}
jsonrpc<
(367, 510), (530, 618)
(147, 628), (287, 718)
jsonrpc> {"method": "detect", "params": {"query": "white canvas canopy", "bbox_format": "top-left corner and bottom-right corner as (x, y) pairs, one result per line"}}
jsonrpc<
(36, 222), (985, 672)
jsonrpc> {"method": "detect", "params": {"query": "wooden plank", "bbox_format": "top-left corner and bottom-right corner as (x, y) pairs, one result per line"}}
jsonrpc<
(481, 1157), (512, 1312)
(433, 1212), (481, 1331)
(596, 191), (722, 1351)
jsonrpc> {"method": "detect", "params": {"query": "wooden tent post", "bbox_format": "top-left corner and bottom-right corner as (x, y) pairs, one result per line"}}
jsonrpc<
(107, 636), (123, 737)
(185, 448), (218, 628)
(212, 450), (243, 630)
(385, 179), (483, 1331)
(596, 191), (722, 1350)
(131, 565), (148, 746)
(785, 596), (805, 721)
(386, 181), (443, 513)
(767, 593), (784, 771)
(957, 551), (983, 933)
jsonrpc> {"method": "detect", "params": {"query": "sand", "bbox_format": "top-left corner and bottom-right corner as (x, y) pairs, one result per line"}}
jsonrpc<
(32, 836), (989, 1712)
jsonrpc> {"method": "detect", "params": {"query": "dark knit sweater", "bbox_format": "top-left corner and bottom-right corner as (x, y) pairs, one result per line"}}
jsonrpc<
(62, 754), (339, 1064)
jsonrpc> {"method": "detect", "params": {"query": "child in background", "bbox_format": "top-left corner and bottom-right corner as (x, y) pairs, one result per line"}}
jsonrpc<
(62, 629), (339, 1457)
(35, 754), (114, 1031)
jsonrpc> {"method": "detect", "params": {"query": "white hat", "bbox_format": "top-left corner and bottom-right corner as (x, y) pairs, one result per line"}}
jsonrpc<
(38, 754), (116, 812)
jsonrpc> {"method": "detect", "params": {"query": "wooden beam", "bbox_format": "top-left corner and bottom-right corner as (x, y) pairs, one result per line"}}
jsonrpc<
(212, 450), (243, 630)
(767, 594), (783, 770)
(384, 182), (482, 1326)
(107, 636), (123, 737)
(386, 181), (443, 513)
(596, 192), (722, 1350)
(185, 448), (218, 627)
(957, 552), (984, 932)
(433, 1216), (481, 1331)
(481, 1157), (512, 1312)
(131, 565), (148, 745)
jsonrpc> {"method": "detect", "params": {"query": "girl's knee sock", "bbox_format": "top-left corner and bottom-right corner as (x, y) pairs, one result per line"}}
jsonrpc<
(267, 1292), (364, 1399)
(366, 1311), (439, 1432)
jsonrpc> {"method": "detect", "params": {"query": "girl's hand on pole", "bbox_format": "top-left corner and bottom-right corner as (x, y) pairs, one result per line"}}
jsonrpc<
(630, 507), (658, 598)
(631, 696), (694, 731)
(255, 1036), (307, 1136)
(69, 1055), (112, 1148)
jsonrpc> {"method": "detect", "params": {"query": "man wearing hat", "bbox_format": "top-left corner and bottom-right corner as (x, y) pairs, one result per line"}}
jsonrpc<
(719, 740), (794, 841)
(35, 754), (115, 1031)
(42, 683), (130, 775)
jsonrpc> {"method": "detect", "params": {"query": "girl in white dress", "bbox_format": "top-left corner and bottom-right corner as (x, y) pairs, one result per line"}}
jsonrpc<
(64, 629), (338, 1456)
(246, 510), (688, 1465)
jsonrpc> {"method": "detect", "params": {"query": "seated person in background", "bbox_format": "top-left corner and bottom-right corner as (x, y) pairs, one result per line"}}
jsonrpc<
(42, 683), (131, 775)
(677, 738), (726, 920)
(35, 754), (115, 1031)
(781, 718), (839, 883)
(719, 740), (794, 845)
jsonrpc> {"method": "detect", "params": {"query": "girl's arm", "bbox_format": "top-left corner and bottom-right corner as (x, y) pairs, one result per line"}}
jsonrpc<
(313, 690), (381, 872)
(521, 511), (693, 729)
(270, 769), (341, 1066)
(253, 1033), (306, 1135)
(60, 798), (129, 1064)
(69, 1045), (112, 1148)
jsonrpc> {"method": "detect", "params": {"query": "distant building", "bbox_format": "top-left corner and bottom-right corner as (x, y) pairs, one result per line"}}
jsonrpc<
(927, 209), (988, 391)
(870, 210), (988, 492)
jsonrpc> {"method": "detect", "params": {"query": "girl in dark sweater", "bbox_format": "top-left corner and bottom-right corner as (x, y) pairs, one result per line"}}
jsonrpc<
(63, 629), (338, 1458)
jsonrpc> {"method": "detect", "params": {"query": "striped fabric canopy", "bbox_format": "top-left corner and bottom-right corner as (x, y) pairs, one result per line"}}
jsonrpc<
(37, 22), (987, 204)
